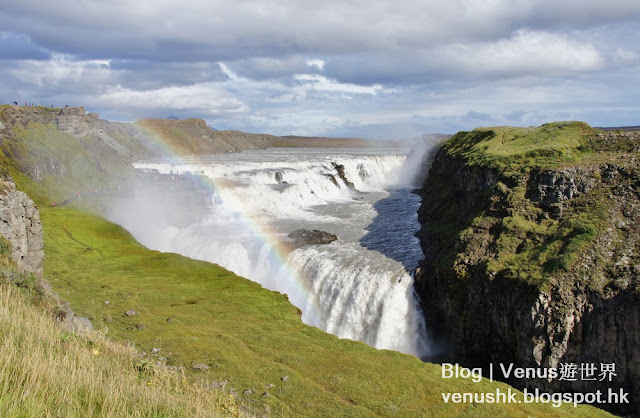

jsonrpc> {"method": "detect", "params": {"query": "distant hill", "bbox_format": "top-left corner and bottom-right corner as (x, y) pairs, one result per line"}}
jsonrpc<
(596, 125), (640, 131)
(277, 135), (374, 147)
(136, 118), (277, 154)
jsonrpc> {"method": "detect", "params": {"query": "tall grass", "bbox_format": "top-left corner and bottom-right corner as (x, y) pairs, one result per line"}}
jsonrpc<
(0, 282), (242, 417)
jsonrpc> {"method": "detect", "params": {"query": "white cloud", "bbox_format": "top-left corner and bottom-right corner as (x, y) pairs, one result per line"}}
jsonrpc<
(438, 30), (603, 76)
(98, 84), (249, 115)
(218, 62), (241, 81)
(9, 54), (111, 88)
(306, 59), (325, 70)
(294, 74), (381, 95)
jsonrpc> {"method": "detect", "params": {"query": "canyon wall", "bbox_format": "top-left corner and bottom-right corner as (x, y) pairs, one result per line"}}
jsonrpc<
(0, 175), (43, 275)
(415, 124), (640, 415)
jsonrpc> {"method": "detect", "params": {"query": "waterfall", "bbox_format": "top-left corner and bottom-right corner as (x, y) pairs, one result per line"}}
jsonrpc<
(107, 146), (433, 357)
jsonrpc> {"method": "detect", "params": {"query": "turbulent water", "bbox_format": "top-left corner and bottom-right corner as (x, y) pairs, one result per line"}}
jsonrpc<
(108, 146), (432, 357)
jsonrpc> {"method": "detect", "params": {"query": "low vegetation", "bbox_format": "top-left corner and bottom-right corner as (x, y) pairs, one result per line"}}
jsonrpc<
(0, 237), (241, 417)
(442, 121), (592, 174)
(423, 121), (638, 289)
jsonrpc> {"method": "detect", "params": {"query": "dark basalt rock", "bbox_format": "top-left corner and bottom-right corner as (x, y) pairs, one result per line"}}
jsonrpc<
(325, 173), (339, 187)
(331, 162), (356, 190)
(281, 229), (338, 253)
(415, 144), (640, 416)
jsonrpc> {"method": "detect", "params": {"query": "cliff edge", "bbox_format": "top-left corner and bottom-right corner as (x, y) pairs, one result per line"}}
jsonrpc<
(0, 172), (43, 275)
(415, 122), (640, 415)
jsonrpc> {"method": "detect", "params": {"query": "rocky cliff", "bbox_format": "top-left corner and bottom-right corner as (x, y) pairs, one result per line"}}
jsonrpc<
(0, 106), (274, 196)
(415, 122), (640, 415)
(0, 175), (43, 275)
(0, 105), (373, 207)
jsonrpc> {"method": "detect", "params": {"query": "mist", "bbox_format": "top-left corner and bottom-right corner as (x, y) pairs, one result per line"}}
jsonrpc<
(104, 172), (212, 252)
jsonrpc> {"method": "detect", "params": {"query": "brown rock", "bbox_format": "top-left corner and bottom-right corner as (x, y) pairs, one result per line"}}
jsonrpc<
(192, 363), (209, 371)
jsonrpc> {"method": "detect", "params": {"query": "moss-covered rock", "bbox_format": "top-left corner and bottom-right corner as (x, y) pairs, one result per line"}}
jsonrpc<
(416, 122), (640, 416)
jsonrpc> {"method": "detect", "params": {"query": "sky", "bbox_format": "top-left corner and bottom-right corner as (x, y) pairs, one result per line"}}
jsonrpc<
(1, 1), (639, 139)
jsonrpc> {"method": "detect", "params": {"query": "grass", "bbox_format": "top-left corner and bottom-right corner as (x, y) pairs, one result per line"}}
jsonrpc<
(37, 206), (611, 417)
(483, 183), (608, 287)
(442, 121), (593, 175)
(0, 236), (242, 417)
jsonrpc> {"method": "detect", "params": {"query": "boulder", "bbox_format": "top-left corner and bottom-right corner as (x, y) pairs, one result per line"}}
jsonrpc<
(281, 229), (337, 252)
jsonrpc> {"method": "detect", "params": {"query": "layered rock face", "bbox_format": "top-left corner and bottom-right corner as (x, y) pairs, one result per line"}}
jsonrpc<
(0, 176), (44, 275)
(415, 142), (640, 415)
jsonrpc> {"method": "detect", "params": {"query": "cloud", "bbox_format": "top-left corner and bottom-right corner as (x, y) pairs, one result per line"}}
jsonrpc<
(224, 56), (311, 80)
(466, 111), (494, 121)
(8, 54), (112, 93)
(0, 32), (50, 60)
(612, 48), (639, 65)
(294, 74), (382, 95)
(98, 84), (249, 115)
(2, 1), (638, 61)
(0, 1), (638, 137)
(108, 60), (229, 89)
(306, 59), (325, 70)
(435, 30), (604, 77)
(321, 30), (606, 86)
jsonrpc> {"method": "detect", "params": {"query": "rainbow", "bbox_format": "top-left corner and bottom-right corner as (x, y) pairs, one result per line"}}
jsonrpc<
(133, 124), (324, 326)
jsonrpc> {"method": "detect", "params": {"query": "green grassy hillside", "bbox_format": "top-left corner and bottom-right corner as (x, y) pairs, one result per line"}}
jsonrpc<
(38, 206), (611, 416)
(0, 236), (241, 417)
(442, 121), (592, 173)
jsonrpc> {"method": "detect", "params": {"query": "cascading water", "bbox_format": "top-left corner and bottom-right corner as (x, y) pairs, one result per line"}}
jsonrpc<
(107, 146), (432, 358)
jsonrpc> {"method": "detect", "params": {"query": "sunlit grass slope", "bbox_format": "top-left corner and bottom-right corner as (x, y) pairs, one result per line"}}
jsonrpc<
(40, 206), (611, 417)
(442, 121), (593, 173)
(0, 237), (241, 417)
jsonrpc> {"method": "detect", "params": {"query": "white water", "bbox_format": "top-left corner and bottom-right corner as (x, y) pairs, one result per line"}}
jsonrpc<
(108, 146), (432, 357)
